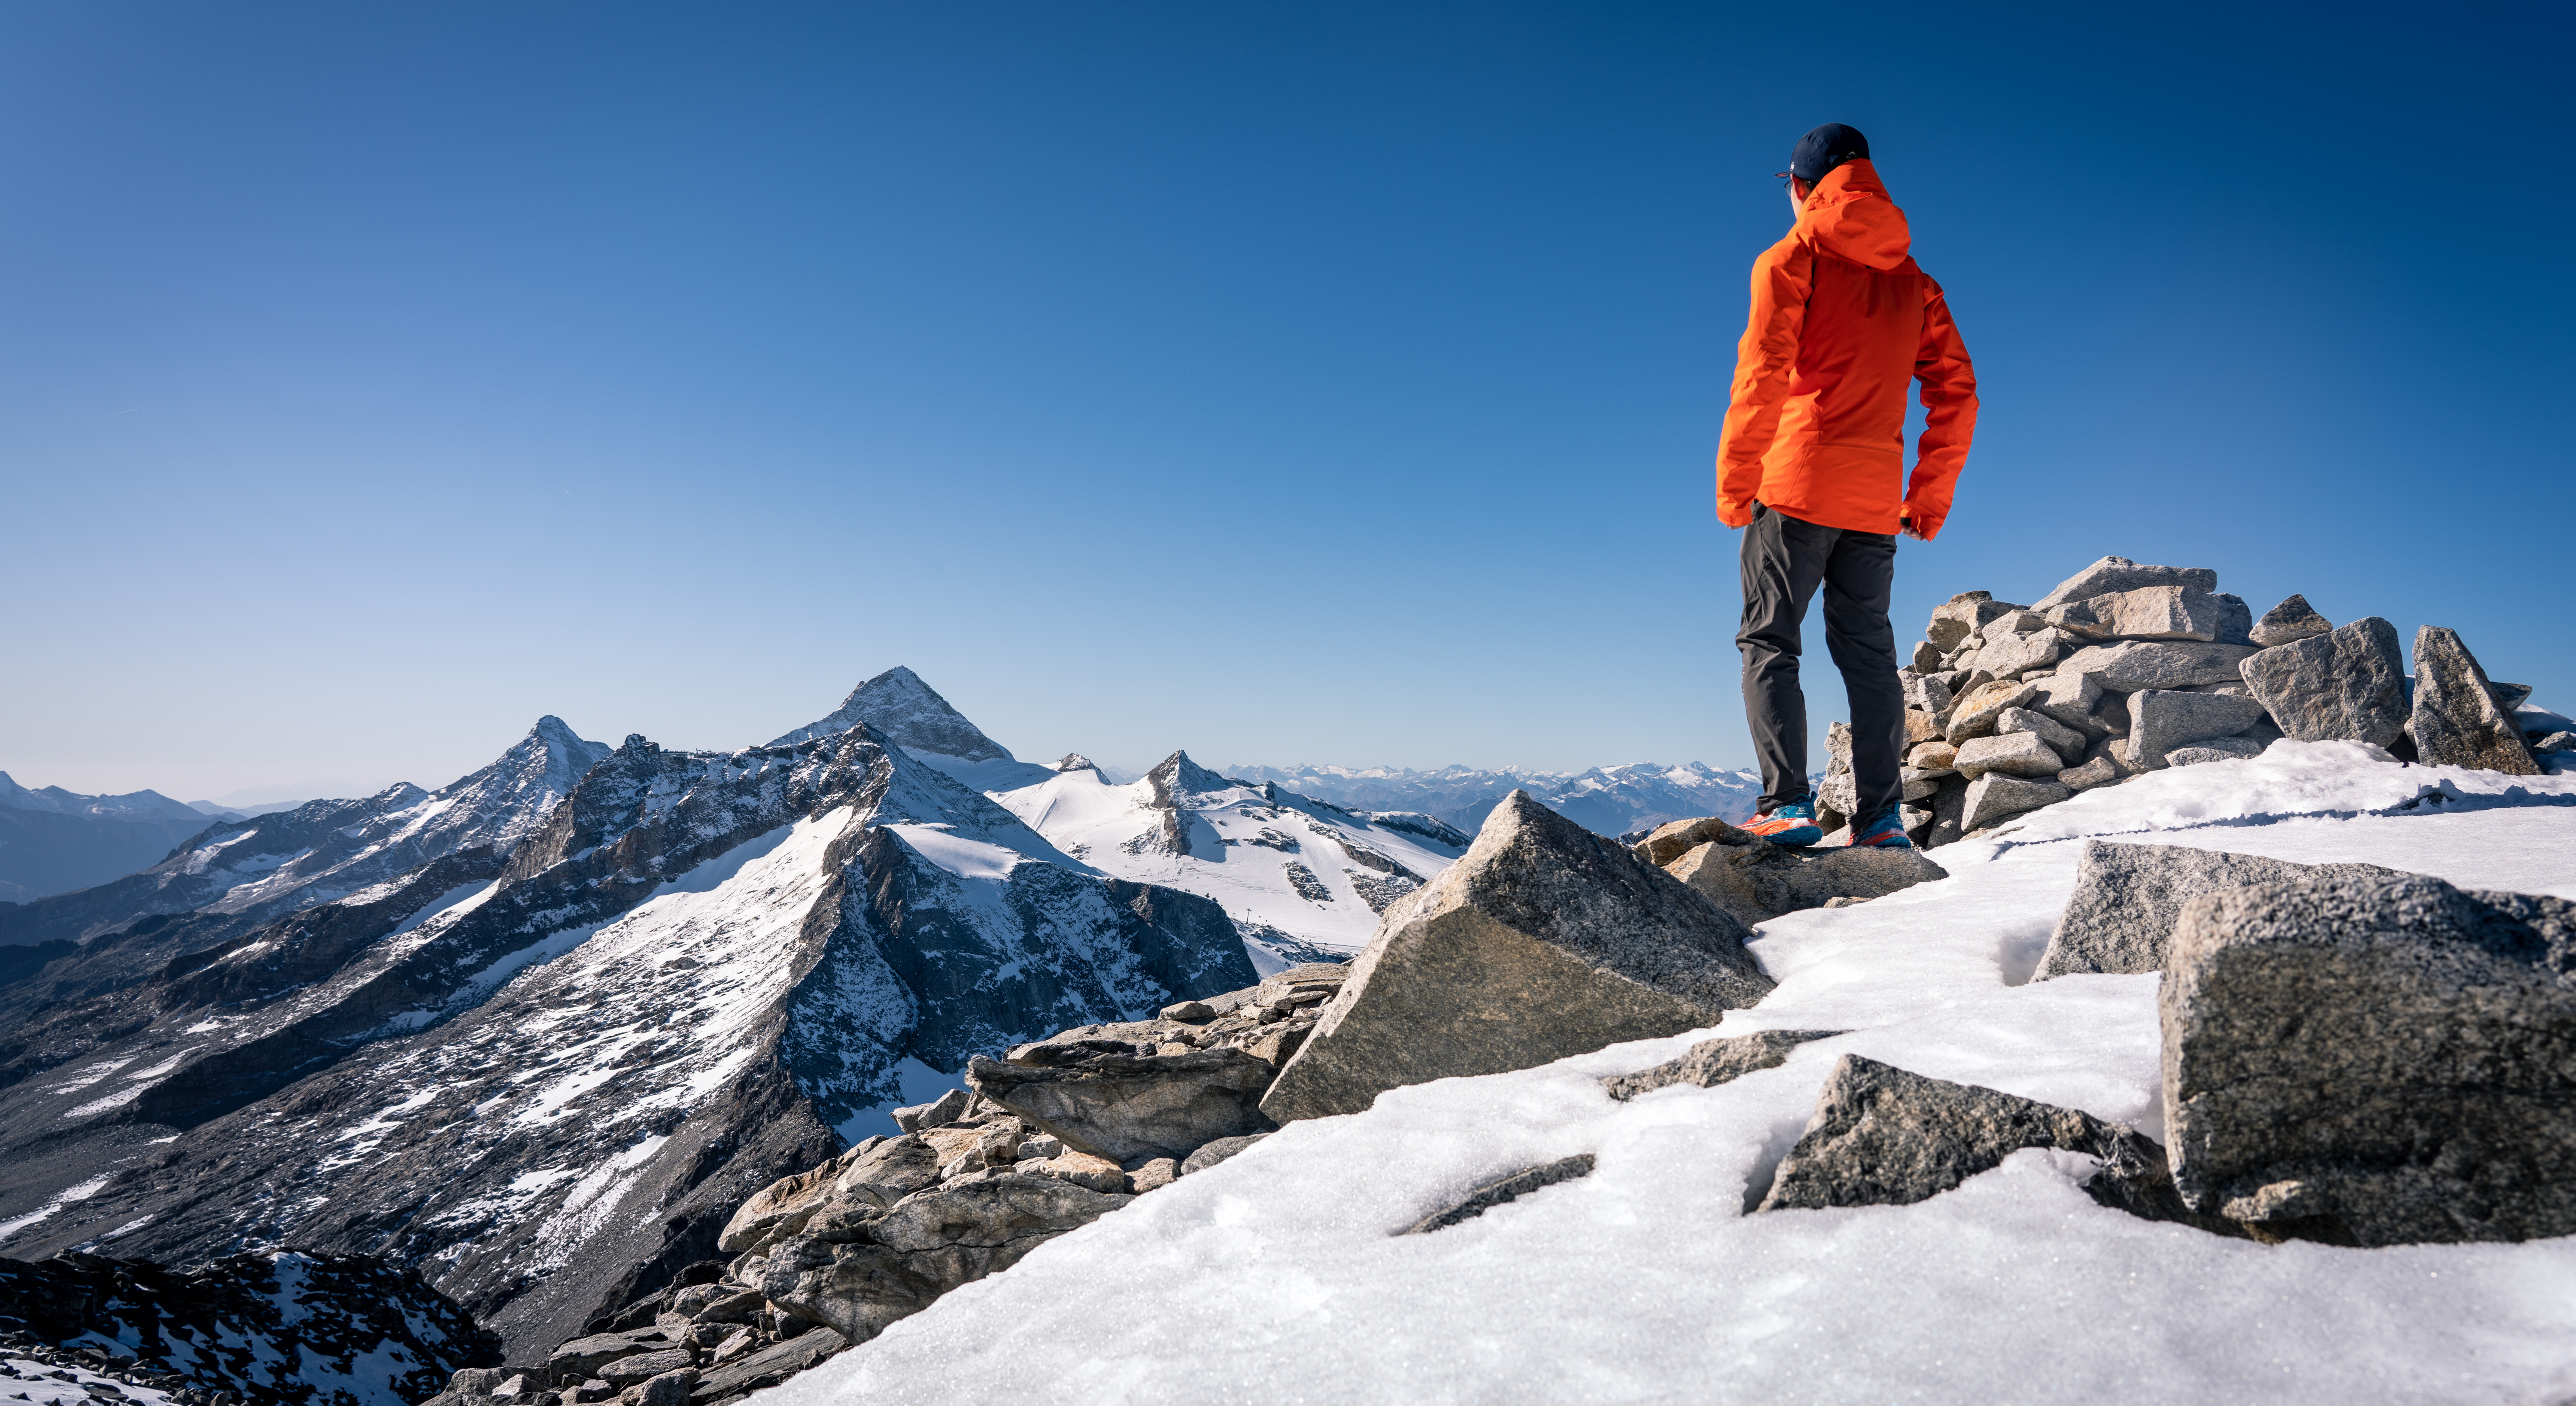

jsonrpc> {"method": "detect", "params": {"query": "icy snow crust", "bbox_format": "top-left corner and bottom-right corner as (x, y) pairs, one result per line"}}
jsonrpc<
(771, 742), (2576, 1405)
(996, 756), (1466, 973)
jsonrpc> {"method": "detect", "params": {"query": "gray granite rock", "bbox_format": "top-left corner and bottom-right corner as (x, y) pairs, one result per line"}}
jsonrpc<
(761, 1175), (1132, 1344)
(1943, 679), (2041, 745)
(2126, 689), (2267, 770)
(1260, 792), (1773, 1123)
(1663, 836), (1947, 929)
(1601, 1029), (1844, 1100)
(2250, 594), (2331, 647)
(1179, 1133), (1268, 1175)
(1902, 671), (1956, 717)
(1631, 814), (1762, 869)
(1400, 1154), (1597, 1235)
(2489, 680), (2534, 711)
(2238, 616), (2408, 747)
(2032, 556), (2219, 613)
(1953, 731), (2065, 780)
(2536, 731), (2576, 753)
(2046, 586), (2223, 642)
(2167, 739), (2266, 766)
(966, 1045), (1275, 1165)
(1995, 706), (2085, 763)
(2213, 593), (2253, 647)
(2036, 841), (2410, 979)
(1755, 1055), (2248, 1236)
(891, 1088), (970, 1133)
(1926, 775), (1968, 849)
(1906, 740), (1958, 772)
(685, 1330), (846, 1404)
(2056, 641), (2263, 692)
(1965, 627), (2066, 679)
(2028, 671), (2106, 738)
(1959, 774), (2069, 831)
(2161, 875), (2576, 1245)
(1928, 592), (2018, 644)
(1908, 639), (1944, 671)
(2410, 626), (2541, 775)
(2057, 756), (2120, 791)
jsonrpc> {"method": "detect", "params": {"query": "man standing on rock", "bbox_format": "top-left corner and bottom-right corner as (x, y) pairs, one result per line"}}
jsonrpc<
(1716, 123), (1978, 850)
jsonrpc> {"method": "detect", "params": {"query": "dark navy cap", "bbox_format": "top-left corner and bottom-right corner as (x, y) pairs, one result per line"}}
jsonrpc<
(1774, 123), (1870, 184)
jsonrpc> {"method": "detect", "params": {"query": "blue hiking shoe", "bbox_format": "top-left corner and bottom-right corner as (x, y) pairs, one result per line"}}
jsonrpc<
(1740, 797), (1823, 848)
(1850, 806), (1916, 849)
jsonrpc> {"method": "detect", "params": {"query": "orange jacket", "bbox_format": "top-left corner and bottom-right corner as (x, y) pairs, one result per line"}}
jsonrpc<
(1714, 160), (1978, 539)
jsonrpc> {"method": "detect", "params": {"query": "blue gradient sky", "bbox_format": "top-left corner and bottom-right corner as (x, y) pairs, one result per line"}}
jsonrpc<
(5, 2), (2570, 799)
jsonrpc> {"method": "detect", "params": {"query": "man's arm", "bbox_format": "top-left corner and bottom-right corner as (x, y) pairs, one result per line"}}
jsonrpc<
(1902, 279), (1978, 541)
(1713, 240), (1811, 528)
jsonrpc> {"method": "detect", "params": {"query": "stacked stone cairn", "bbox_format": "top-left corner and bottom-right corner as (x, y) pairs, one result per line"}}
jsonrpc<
(1869, 554), (2558, 847)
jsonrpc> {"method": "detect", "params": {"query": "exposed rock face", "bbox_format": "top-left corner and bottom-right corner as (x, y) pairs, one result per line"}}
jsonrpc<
(759, 1175), (1133, 1345)
(1399, 1155), (1597, 1235)
(2126, 689), (2267, 769)
(1260, 792), (1773, 1124)
(2410, 626), (2541, 774)
(966, 1046), (1276, 1166)
(1754, 1055), (2243, 1235)
(0, 1251), (498, 1406)
(2054, 641), (2261, 692)
(2161, 875), (2576, 1246)
(2032, 556), (2219, 613)
(2035, 841), (2412, 979)
(1661, 838), (1946, 929)
(2250, 594), (2332, 647)
(1601, 1029), (1844, 1100)
(2238, 616), (2409, 747)
(2046, 586), (2223, 642)
(766, 665), (1017, 765)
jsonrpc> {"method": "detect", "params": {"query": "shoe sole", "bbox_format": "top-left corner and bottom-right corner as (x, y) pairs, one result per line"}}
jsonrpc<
(1759, 825), (1824, 847)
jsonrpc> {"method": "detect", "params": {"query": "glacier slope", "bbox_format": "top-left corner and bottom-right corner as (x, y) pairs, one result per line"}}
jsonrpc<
(996, 752), (1466, 972)
(773, 743), (2576, 1406)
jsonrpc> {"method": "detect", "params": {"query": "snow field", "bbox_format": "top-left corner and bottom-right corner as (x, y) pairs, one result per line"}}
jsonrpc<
(767, 744), (2576, 1405)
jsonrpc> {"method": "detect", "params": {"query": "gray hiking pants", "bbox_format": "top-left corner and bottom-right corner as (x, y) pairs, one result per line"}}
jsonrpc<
(1737, 503), (1905, 820)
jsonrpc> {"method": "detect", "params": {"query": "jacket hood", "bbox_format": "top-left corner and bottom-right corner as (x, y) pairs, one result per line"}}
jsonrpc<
(1795, 159), (1911, 270)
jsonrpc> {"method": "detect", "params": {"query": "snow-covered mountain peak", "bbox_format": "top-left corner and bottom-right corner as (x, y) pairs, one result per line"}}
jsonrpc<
(771, 668), (1054, 794)
(1144, 750), (1244, 808)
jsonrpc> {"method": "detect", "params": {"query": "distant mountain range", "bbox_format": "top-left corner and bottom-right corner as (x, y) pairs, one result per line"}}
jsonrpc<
(0, 774), (224, 904)
(1218, 760), (1765, 839)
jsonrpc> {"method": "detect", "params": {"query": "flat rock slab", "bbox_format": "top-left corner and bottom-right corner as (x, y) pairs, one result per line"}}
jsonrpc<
(1260, 791), (1773, 1124)
(1602, 1029), (1844, 1101)
(2239, 616), (2408, 747)
(966, 1046), (1275, 1165)
(2033, 556), (2219, 612)
(1756, 1055), (2245, 1236)
(2055, 641), (2261, 692)
(2162, 875), (2576, 1246)
(685, 1330), (846, 1404)
(2127, 689), (2267, 769)
(1399, 1154), (1597, 1234)
(1960, 774), (2068, 831)
(2411, 626), (2540, 774)
(2037, 841), (2410, 979)
(1663, 838), (1947, 929)
(2047, 585), (2223, 642)
(1953, 730), (2063, 780)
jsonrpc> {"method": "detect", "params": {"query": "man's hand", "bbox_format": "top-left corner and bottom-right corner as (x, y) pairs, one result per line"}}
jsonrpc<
(1900, 517), (1931, 542)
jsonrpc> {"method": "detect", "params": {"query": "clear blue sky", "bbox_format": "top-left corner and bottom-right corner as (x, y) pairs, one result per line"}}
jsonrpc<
(5, 1), (2570, 800)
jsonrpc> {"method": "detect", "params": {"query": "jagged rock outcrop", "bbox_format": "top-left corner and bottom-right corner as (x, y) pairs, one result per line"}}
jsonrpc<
(2409, 626), (2541, 774)
(2036, 841), (2411, 978)
(965, 1046), (1276, 1166)
(2161, 875), (2576, 1245)
(1260, 792), (1772, 1123)
(1755, 1055), (2248, 1237)
(0, 1250), (498, 1406)
(2238, 617), (2409, 747)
